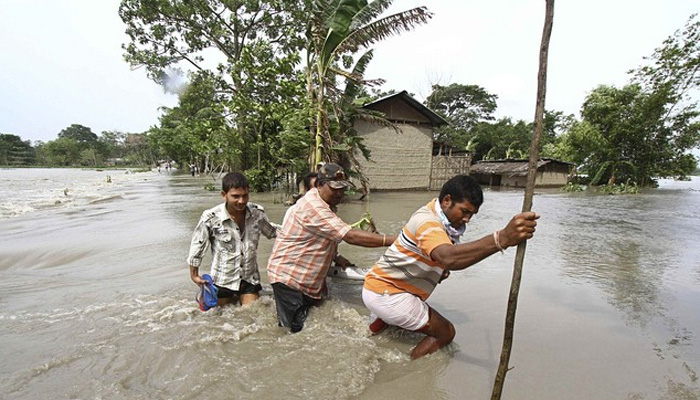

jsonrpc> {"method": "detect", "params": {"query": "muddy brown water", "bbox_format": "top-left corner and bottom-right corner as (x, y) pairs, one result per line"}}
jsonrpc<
(1, 169), (699, 399)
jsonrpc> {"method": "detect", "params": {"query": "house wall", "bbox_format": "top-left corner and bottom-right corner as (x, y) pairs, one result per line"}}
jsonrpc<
(471, 161), (572, 188)
(496, 171), (569, 188)
(354, 120), (433, 190)
(535, 170), (569, 186)
(497, 172), (569, 188)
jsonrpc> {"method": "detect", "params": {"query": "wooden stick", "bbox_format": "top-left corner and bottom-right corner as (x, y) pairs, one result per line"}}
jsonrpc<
(490, 1), (555, 399)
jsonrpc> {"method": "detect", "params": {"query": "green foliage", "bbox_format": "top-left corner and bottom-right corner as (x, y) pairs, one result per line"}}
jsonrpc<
(425, 83), (498, 153)
(560, 182), (584, 192)
(274, 108), (315, 182)
(42, 138), (81, 166)
(119, 0), (309, 88)
(349, 212), (377, 231)
(596, 181), (641, 195)
(426, 83), (498, 140)
(574, 82), (697, 185)
(58, 124), (98, 143)
(551, 14), (700, 188)
(120, 0), (310, 174)
(244, 167), (277, 192)
(539, 17), (700, 186)
(589, 159), (638, 186)
(469, 117), (532, 161)
(0, 133), (35, 166)
(306, 0), (433, 167)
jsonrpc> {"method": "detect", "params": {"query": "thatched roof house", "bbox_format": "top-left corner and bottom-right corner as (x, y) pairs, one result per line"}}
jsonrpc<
(353, 91), (453, 190)
(470, 158), (575, 188)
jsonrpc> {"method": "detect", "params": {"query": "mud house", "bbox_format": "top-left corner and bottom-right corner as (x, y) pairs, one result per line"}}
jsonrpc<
(469, 158), (575, 188)
(353, 91), (470, 191)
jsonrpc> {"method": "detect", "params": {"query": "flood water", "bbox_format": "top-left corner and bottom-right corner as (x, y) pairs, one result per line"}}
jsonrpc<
(1, 168), (699, 400)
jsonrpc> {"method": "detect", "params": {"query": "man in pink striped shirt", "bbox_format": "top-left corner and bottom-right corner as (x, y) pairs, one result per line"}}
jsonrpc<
(267, 163), (397, 333)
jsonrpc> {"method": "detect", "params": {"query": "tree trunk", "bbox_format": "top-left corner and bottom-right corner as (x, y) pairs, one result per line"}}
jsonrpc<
(490, 1), (554, 399)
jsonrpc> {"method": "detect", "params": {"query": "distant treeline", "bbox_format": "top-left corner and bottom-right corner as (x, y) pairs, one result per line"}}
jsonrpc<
(0, 125), (155, 169)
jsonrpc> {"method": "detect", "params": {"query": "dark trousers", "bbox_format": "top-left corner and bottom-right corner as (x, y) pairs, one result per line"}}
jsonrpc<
(271, 283), (321, 333)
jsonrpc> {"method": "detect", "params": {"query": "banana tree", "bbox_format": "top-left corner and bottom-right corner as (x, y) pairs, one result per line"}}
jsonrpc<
(306, 0), (432, 167)
(589, 159), (639, 185)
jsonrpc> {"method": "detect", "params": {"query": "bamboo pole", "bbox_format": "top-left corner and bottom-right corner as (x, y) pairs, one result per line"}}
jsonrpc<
(490, 1), (554, 399)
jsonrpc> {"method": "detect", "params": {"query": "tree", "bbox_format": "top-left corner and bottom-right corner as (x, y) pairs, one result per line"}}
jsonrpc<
(426, 83), (498, 129)
(469, 117), (532, 161)
(42, 137), (82, 166)
(425, 83), (498, 153)
(580, 83), (697, 185)
(120, 0), (308, 90)
(0, 133), (35, 166)
(332, 50), (401, 196)
(148, 72), (238, 172)
(120, 0), (310, 179)
(545, 119), (601, 166)
(305, 0), (432, 167)
(628, 13), (700, 181)
(125, 133), (155, 167)
(632, 14), (699, 118)
(99, 130), (128, 160)
(58, 124), (98, 143)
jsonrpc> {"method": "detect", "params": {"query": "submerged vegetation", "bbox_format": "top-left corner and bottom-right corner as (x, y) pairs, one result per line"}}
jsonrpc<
(596, 181), (642, 195)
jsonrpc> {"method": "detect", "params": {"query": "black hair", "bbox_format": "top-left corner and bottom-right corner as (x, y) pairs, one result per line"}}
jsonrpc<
(303, 172), (318, 191)
(222, 172), (249, 192)
(439, 175), (484, 207)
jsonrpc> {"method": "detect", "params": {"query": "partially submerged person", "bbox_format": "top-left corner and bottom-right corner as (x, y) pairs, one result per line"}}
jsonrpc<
(286, 172), (318, 206)
(362, 175), (539, 359)
(302, 172), (317, 194)
(286, 170), (355, 272)
(267, 163), (397, 332)
(187, 172), (278, 308)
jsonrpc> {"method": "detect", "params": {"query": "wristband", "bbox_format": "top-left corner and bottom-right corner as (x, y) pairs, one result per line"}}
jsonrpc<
(493, 230), (504, 253)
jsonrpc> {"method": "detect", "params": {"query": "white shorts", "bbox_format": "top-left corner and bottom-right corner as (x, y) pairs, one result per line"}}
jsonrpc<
(362, 288), (429, 331)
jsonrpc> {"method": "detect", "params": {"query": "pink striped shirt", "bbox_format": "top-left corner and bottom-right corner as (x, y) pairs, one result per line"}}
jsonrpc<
(266, 188), (351, 298)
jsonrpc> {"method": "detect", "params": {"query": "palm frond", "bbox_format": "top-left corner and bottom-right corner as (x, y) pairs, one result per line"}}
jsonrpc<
(338, 7), (432, 53)
(314, 0), (342, 25)
(328, 64), (363, 83)
(343, 50), (374, 99)
(319, 0), (367, 68)
(351, 0), (394, 28)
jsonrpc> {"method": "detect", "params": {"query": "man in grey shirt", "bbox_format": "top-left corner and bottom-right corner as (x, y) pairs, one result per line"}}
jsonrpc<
(188, 172), (278, 307)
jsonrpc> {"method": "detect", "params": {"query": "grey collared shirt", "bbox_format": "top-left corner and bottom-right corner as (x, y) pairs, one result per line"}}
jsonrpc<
(187, 202), (278, 290)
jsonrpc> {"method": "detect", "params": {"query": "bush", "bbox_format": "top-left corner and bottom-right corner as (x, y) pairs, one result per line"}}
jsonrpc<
(596, 180), (640, 195)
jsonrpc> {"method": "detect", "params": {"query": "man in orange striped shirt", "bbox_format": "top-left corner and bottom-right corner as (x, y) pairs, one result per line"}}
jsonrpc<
(362, 175), (539, 359)
(267, 163), (397, 333)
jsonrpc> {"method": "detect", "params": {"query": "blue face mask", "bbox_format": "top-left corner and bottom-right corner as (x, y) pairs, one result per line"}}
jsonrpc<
(436, 199), (466, 243)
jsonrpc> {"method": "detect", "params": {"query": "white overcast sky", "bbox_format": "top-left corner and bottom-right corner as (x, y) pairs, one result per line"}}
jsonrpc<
(1, 0), (698, 144)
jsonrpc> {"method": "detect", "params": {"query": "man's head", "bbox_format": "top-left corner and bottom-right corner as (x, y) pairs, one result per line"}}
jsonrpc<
(316, 163), (350, 189)
(302, 172), (318, 192)
(316, 163), (350, 207)
(221, 172), (249, 213)
(438, 175), (484, 229)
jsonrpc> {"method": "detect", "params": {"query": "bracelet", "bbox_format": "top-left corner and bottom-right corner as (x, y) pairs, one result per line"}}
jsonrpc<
(382, 234), (386, 246)
(493, 230), (504, 253)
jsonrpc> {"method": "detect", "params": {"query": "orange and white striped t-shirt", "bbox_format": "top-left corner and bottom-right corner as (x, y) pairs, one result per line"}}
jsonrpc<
(364, 199), (451, 301)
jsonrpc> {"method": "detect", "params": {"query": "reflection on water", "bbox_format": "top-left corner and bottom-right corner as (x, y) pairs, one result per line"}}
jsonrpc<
(0, 170), (699, 399)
